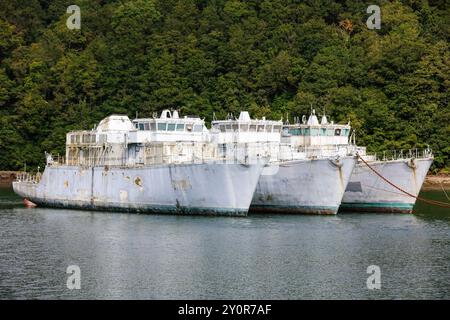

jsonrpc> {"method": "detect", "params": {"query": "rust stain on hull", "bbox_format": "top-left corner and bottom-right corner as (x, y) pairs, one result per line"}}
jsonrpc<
(172, 179), (191, 191)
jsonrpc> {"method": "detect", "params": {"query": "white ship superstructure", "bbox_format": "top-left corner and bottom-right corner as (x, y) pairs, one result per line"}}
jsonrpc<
(281, 110), (353, 158)
(13, 110), (267, 216)
(211, 111), (357, 214)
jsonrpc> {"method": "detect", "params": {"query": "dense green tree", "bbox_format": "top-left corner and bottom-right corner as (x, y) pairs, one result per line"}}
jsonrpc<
(0, 0), (448, 172)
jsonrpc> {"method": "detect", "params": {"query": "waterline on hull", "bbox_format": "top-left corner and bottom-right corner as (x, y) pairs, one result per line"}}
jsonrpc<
(339, 202), (414, 214)
(250, 204), (338, 215)
(20, 197), (249, 216)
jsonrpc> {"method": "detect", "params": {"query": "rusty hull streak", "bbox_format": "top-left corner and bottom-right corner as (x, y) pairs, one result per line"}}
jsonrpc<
(172, 179), (191, 191)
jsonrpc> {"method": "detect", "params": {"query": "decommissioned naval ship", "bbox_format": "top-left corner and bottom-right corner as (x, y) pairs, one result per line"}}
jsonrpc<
(210, 111), (357, 214)
(13, 110), (267, 216)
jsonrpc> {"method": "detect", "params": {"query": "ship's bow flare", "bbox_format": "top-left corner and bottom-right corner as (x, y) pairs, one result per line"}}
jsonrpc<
(341, 157), (434, 213)
(250, 156), (357, 215)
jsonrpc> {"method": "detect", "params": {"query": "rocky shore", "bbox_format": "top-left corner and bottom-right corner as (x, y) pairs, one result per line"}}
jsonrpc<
(422, 174), (450, 191)
(0, 171), (19, 187)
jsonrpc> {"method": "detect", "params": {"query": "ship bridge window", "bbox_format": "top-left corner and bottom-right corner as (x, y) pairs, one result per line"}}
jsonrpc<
(288, 128), (299, 135)
(320, 128), (327, 136)
(343, 129), (349, 136)
(193, 124), (203, 132)
(144, 123), (150, 130)
(150, 122), (156, 131)
(225, 124), (232, 132)
(249, 125), (256, 132)
(327, 129), (334, 136)
(134, 123), (139, 129)
(158, 123), (167, 131)
(303, 128), (310, 136)
(76, 135), (81, 143)
(232, 124), (239, 131)
(311, 128), (319, 136)
(167, 123), (176, 131)
(334, 128), (341, 136)
(273, 125), (282, 132)
(257, 125), (265, 132)
(240, 124), (249, 131)
(219, 124), (226, 132)
(139, 123), (145, 130)
(176, 123), (184, 131)
(265, 125), (272, 132)
(82, 134), (90, 143)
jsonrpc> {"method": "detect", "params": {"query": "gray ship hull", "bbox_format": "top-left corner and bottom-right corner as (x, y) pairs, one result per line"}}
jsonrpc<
(13, 161), (266, 216)
(250, 156), (357, 214)
(340, 157), (433, 213)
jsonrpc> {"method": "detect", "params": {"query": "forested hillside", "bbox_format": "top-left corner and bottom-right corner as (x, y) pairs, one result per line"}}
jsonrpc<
(0, 0), (448, 171)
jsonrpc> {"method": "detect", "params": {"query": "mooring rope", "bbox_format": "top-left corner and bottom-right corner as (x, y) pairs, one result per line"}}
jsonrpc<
(441, 183), (450, 202)
(356, 154), (450, 209)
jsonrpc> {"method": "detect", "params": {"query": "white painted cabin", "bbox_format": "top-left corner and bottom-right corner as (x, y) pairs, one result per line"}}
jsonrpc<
(129, 110), (210, 144)
(210, 111), (306, 162)
(282, 110), (361, 158)
(65, 110), (214, 166)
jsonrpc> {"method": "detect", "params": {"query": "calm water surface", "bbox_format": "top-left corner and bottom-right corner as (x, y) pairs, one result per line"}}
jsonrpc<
(0, 187), (449, 299)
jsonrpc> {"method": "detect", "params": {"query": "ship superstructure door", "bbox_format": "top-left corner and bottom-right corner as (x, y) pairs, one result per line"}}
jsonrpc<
(128, 144), (144, 165)
(135, 145), (144, 164)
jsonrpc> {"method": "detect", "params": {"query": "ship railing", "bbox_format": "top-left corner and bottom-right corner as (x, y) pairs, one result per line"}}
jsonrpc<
(297, 145), (433, 162)
(15, 172), (42, 184)
(273, 144), (434, 162)
(43, 145), (434, 168)
(365, 148), (433, 162)
(279, 144), (356, 160)
(46, 154), (65, 166)
(54, 142), (273, 167)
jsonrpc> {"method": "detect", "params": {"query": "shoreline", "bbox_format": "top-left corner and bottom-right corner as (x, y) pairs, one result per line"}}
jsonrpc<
(0, 171), (19, 188)
(422, 174), (450, 191)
